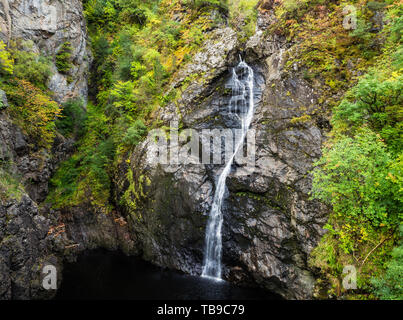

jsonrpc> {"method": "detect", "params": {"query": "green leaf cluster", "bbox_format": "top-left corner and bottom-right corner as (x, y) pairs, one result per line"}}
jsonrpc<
(310, 1), (403, 298)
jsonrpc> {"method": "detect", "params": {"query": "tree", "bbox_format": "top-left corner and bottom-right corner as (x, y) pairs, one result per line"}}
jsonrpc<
(334, 72), (403, 134)
(371, 226), (403, 300)
(311, 128), (401, 253)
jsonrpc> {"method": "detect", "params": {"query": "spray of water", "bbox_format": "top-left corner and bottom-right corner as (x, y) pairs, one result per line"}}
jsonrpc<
(201, 58), (255, 280)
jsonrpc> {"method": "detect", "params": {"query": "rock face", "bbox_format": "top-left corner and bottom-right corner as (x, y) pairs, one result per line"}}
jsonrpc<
(117, 18), (329, 299)
(1, 2), (330, 300)
(0, 194), (60, 299)
(0, 0), (97, 299)
(0, 103), (135, 299)
(0, 0), (91, 102)
(0, 99), (63, 298)
(0, 88), (136, 299)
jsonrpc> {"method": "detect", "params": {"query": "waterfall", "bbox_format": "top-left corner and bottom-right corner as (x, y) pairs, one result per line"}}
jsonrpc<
(201, 59), (255, 280)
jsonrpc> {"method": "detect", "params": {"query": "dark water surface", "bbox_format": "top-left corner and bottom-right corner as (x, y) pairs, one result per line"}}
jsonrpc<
(55, 249), (281, 300)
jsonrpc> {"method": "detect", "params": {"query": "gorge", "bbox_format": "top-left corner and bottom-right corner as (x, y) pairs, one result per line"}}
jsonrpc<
(0, 0), (401, 301)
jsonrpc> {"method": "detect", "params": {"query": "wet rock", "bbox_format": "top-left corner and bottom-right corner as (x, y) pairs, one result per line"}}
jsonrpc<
(118, 18), (329, 299)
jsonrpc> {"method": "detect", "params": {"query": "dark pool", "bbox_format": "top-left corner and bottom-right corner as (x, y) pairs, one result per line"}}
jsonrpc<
(55, 249), (281, 300)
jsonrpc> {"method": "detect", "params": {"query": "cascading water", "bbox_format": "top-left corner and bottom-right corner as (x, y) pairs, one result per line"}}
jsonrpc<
(201, 58), (255, 280)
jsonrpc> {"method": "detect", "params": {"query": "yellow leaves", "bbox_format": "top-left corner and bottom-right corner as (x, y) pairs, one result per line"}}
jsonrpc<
(0, 40), (14, 75)
(387, 172), (397, 182)
(290, 114), (311, 124)
(390, 71), (400, 80)
(2, 79), (61, 148)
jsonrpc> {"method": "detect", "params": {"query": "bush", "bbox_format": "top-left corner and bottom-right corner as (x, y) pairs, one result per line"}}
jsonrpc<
(122, 119), (148, 147)
(334, 71), (403, 155)
(312, 128), (401, 253)
(56, 98), (87, 138)
(282, 0), (309, 18)
(55, 42), (73, 74)
(184, 0), (229, 14)
(1, 79), (61, 148)
(371, 226), (403, 300)
(0, 41), (14, 75)
(11, 41), (52, 89)
(47, 102), (115, 209)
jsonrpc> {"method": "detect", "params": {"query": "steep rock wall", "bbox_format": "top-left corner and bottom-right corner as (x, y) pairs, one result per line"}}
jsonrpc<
(117, 16), (329, 299)
(0, 0), (96, 299)
(0, 0), (91, 102)
(0, 88), (135, 299)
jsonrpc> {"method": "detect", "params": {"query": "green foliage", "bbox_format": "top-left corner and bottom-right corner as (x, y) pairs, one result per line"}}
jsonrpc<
(312, 129), (401, 251)
(0, 79), (61, 148)
(122, 119), (148, 147)
(10, 41), (52, 89)
(47, 103), (115, 210)
(334, 71), (403, 154)
(310, 1), (403, 298)
(0, 162), (23, 202)
(56, 98), (87, 138)
(55, 42), (73, 74)
(183, 0), (229, 13)
(371, 225), (403, 300)
(229, 0), (258, 43)
(283, 0), (309, 17)
(0, 41), (14, 75)
(0, 40), (58, 149)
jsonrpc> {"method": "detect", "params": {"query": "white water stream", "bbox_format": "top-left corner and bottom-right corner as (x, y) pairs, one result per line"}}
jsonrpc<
(201, 59), (255, 280)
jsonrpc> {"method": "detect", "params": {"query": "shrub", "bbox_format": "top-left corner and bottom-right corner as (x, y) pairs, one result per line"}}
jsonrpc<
(312, 129), (401, 246)
(184, 0), (229, 14)
(1, 79), (61, 148)
(333, 71), (403, 155)
(0, 167), (23, 202)
(55, 42), (73, 74)
(122, 119), (148, 147)
(0, 41), (14, 75)
(371, 226), (403, 300)
(56, 98), (87, 138)
(11, 41), (52, 89)
(282, 0), (309, 19)
(229, 0), (259, 42)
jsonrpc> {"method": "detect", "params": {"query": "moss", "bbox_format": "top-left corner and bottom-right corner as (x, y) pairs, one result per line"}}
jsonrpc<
(0, 167), (24, 202)
(290, 114), (312, 125)
(122, 168), (151, 220)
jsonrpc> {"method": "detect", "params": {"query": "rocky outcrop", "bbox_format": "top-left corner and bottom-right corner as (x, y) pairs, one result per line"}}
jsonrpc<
(0, 91), (73, 203)
(0, 0), (91, 102)
(117, 14), (329, 299)
(0, 194), (60, 299)
(0, 103), (135, 299)
(0, 0), (95, 299)
(1, 2), (331, 300)
(0, 192), (135, 299)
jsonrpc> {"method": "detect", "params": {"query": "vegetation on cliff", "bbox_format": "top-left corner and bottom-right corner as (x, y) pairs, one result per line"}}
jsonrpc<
(0, 0), (401, 300)
(0, 40), (60, 149)
(306, 1), (402, 299)
(47, 0), (238, 209)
